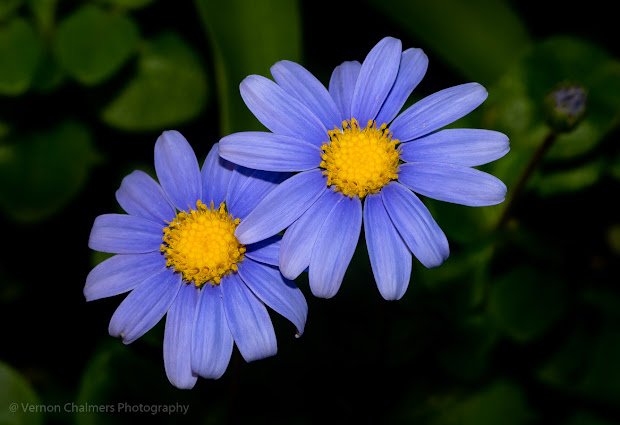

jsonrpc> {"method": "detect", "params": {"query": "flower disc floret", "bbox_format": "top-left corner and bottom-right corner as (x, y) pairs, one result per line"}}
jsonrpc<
(161, 200), (245, 286)
(320, 119), (401, 198)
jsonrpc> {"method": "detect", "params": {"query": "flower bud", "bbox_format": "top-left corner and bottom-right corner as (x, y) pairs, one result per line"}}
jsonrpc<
(543, 83), (587, 133)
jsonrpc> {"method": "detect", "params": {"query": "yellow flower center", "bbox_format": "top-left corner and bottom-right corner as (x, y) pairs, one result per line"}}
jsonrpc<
(320, 119), (401, 198)
(161, 200), (245, 287)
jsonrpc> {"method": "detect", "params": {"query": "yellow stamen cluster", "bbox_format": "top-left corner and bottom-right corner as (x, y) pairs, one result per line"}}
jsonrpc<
(320, 119), (401, 198)
(161, 200), (245, 287)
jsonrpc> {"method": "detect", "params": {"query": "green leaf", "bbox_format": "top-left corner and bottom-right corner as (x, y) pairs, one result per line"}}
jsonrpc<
(0, 0), (22, 21)
(194, 0), (302, 134)
(74, 341), (208, 425)
(538, 322), (589, 392)
(101, 31), (208, 131)
(488, 265), (567, 343)
(420, 381), (535, 425)
(0, 120), (10, 138)
(31, 50), (66, 93)
(609, 151), (620, 181)
(577, 327), (620, 405)
(606, 224), (620, 256)
(53, 4), (140, 85)
(564, 411), (617, 425)
(533, 159), (606, 198)
(0, 17), (42, 95)
(361, 0), (532, 85)
(482, 37), (620, 226)
(24, 0), (56, 35)
(100, 0), (156, 9)
(539, 324), (620, 406)
(438, 314), (499, 381)
(486, 37), (620, 162)
(418, 239), (494, 312)
(0, 120), (98, 222)
(0, 360), (42, 425)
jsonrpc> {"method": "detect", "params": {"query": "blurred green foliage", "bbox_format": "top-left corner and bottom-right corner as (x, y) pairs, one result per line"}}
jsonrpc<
(0, 360), (42, 425)
(101, 31), (208, 131)
(195, 0), (302, 134)
(53, 4), (140, 86)
(1, 0), (619, 424)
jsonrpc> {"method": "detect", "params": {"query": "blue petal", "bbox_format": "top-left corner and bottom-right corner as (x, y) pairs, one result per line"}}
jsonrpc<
(279, 189), (341, 280)
(108, 268), (182, 344)
(363, 193), (412, 300)
(328, 61), (361, 122)
(398, 162), (507, 206)
(240, 75), (328, 147)
(219, 132), (322, 172)
(226, 166), (290, 221)
(271, 60), (342, 129)
(351, 37), (402, 126)
(375, 48), (428, 125)
(221, 272), (277, 362)
(115, 170), (176, 224)
(191, 283), (233, 379)
(235, 169), (327, 245)
(84, 252), (166, 302)
(201, 143), (235, 206)
(154, 130), (202, 212)
(245, 235), (282, 267)
(309, 195), (362, 298)
(238, 258), (308, 337)
(164, 282), (199, 389)
(381, 182), (449, 268)
(390, 83), (488, 142)
(88, 214), (162, 254)
(399, 128), (510, 166)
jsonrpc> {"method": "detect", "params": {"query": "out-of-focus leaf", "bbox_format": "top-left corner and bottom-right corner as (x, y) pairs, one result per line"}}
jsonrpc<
(538, 322), (589, 392)
(431, 381), (535, 425)
(31, 51), (66, 93)
(483, 37), (620, 225)
(53, 4), (140, 85)
(101, 31), (208, 131)
(24, 0), (56, 35)
(100, 0), (156, 9)
(486, 37), (620, 163)
(606, 224), (620, 256)
(417, 240), (494, 313)
(194, 0), (301, 134)
(425, 198), (498, 245)
(0, 17), (42, 95)
(438, 314), (499, 381)
(539, 323), (620, 405)
(0, 0), (21, 20)
(577, 327), (620, 405)
(582, 285), (620, 320)
(0, 120), (10, 138)
(75, 341), (209, 425)
(534, 158), (606, 198)
(397, 380), (535, 425)
(609, 151), (620, 181)
(488, 265), (567, 343)
(0, 360), (42, 425)
(0, 120), (97, 222)
(362, 0), (531, 84)
(564, 410), (617, 425)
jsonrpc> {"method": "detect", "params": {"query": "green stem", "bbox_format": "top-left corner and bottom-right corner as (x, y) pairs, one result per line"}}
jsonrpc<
(497, 130), (558, 228)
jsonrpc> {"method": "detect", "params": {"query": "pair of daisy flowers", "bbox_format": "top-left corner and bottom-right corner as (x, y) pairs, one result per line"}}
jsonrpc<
(86, 37), (509, 389)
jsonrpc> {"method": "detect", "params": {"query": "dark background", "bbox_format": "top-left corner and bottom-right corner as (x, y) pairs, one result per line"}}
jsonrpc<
(1, 0), (620, 424)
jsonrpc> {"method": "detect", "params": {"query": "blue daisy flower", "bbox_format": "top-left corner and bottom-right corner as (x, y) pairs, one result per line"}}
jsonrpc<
(86, 131), (307, 389)
(219, 36), (509, 301)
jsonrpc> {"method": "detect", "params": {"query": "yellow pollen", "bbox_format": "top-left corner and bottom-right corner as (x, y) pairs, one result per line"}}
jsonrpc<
(320, 118), (401, 198)
(160, 200), (245, 287)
